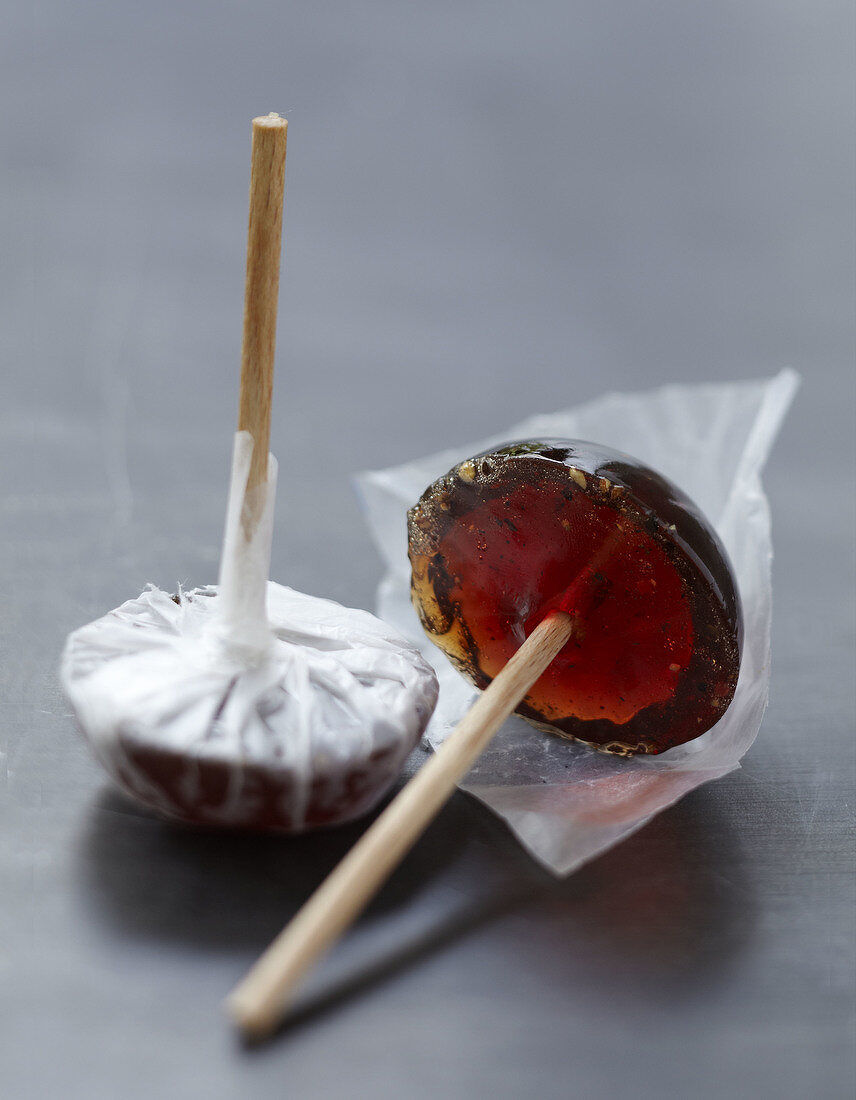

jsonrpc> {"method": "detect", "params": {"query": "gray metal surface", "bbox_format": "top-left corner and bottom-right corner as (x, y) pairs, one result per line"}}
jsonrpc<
(1, 2), (853, 1098)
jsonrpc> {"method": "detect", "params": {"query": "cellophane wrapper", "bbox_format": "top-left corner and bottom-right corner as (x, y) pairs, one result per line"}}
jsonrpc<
(356, 372), (798, 874)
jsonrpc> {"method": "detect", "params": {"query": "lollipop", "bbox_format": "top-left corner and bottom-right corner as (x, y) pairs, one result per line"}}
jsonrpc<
(226, 432), (741, 1038)
(408, 439), (742, 755)
(61, 116), (439, 834)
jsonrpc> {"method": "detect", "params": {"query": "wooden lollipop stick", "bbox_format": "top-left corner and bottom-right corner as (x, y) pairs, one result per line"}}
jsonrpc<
(237, 113), (287, 500)
(225, 610), (574, 1039)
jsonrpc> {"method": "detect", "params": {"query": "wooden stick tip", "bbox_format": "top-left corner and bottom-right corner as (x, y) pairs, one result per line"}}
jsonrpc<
(253, 112), (287, 130)
(224, 991), (277, 1041)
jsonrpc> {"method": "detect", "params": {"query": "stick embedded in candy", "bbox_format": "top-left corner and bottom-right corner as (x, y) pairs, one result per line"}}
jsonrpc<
(226, 437), (742, 1038)
(60, 117), (439, 833)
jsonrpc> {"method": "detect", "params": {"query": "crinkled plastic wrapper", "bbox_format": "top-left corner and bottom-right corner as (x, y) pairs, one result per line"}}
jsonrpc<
(356, 372), (798, 874)
(61, 432), (439, 833)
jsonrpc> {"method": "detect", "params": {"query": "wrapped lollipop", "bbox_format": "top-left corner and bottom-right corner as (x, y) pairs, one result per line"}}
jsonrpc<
(227, 433), (742, 1037)
(61, 115), (439, 834)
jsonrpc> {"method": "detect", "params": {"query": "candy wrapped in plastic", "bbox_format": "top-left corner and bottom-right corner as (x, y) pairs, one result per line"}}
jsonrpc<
(62, 433), (439, 832)
(61, 119), (442, 836)
(357, 372), (798, 874)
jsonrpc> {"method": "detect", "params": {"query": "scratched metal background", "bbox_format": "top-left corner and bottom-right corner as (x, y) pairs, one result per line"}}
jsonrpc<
(1, 2), (854, 1097)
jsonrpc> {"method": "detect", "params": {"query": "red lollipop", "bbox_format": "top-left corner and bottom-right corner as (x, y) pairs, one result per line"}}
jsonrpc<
(227, 437), (741, 1039)
(408, 438), (742, 755)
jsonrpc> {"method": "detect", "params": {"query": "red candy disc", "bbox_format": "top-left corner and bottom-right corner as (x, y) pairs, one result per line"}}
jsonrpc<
(407, 440), (742, 755)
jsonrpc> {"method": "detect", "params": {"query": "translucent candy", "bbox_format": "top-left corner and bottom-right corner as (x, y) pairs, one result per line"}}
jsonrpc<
(408, 439), (741, 755)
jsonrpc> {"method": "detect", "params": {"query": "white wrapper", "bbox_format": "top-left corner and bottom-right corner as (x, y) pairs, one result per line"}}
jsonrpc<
(356, 371), (799, 874)
(216, 431), (279, 660)
(61, 432), (439, 831)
